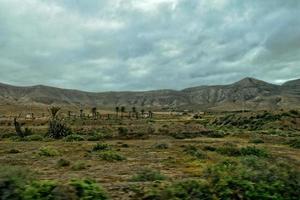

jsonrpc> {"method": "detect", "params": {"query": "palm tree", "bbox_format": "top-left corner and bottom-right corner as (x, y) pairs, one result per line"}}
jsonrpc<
(121, 106), (126, 118)
(80, 109), (83, 119)
(132, 107), (136, 113)
(132, 107), (136, 118)
(141, 109), (145, 117)
(92, 107), (97, 119)
(148, 110), (153, 119)
(68, 111), (72, 119)
(115, 106), (119, 118)
(49, 106), (61, 119)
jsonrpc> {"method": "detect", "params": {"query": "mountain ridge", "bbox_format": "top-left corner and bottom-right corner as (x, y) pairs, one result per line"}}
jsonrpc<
(0, 77), (299, 111)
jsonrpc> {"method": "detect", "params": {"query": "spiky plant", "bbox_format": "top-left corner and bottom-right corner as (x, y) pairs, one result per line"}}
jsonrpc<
(47, 106), (71, 139)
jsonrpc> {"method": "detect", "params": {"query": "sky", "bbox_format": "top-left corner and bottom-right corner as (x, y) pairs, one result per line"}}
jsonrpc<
(0, 0), (299, 92)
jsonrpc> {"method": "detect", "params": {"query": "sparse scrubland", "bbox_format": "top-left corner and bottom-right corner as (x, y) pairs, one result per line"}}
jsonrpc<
(0, 109), (300, 199)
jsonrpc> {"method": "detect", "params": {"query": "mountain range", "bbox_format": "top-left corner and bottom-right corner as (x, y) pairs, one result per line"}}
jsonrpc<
(0, 77), (299, 111)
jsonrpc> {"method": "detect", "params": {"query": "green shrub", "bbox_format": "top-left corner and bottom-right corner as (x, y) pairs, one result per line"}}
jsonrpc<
(71, 161), (87, 171)
(249, 138), (264, 144)
(69, 179), (109, 200)
(64, 134), (85, 142)
(39, 147), (60, 157)
(7, 149), (21, 154)
(203, 145), (217, 151)
(143, 179), (212, 200)
(22, 180), (58, 200)
(24, 134), (44, 141)
(0, 166), (32, 200)
(87, 132), (113, 141)
(118, 127), (128, 135)
(23, 179), (109, 200)
(92, 143), (111, 152)
(289, 109), (299, 116)
(57, 159), (71, 167)
(183, 145), (207, 160)
(142, 157), (300, 200)
(152, 143), (169, 149)
(217, 146), (241, 156)
(240, 146), (269, 157)
(217, 146), (268, 157)
(46, 117), (72, 139)
(120, 143), (130, 148)
(98, 151), (126, 161)
(204, 158), (300, 200)
(0, 166), (108, 200)
(131, 169), (166, 182)
(288, 138), (300, 149)
(207, 131), (226, 138)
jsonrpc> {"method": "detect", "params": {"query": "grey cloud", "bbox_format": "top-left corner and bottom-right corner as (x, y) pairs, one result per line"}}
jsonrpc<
(0, 0), (299, 92)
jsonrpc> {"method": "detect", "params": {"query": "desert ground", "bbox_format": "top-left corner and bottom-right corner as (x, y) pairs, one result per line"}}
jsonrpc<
(1, 108), (300, 199)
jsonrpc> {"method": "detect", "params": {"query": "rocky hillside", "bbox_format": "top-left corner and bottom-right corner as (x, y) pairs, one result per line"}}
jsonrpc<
(0, 77), (299, 110)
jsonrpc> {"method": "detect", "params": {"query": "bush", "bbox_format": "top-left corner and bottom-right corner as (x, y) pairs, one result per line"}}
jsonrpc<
(183, 145), (207, 160)
(24, 134), (44, 141)
(240, 146), (269, 157)
(152, 143), (169, 149)
(142, 158), (300, 200)
(92, 143), (111, 152)
(71, 161), (87, 171)
(249, 138), (264, 144)
(64, 134), (85, 142)
(204, 158), (300, 200)
(22, 180), (58, 200)
(0, 166), (109, 200)
(23, 179), (109, 200)
(217, 146), (241, 156)
(39, 147), (60, 157)
(69, 179), (109, 200)
(120, 143), (130, 148)
(57, 159), (71, 167)
(207, 131), (226, 138)
(203, 145), (217, 151)
(7, 149), (21, 154)
(87, 132), (113, 141)
(98, 151), (126, 161)
(288, 138), (300, 149)
(131, 169), (166, 182)
(118, 127), (128, 135)
(47, 119), (72, 139)
(217, 146), (268, 157)
(0, 166), (32, 200)
(143, 179), (212, 200)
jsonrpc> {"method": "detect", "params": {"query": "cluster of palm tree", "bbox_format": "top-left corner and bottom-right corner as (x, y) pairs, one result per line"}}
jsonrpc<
(115, 106), (153, 119)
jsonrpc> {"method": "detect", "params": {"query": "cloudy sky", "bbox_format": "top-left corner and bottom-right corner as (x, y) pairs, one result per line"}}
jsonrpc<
(0, 0), (299, 91)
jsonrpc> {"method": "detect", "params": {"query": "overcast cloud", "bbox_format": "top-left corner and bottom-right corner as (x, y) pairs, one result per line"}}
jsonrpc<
(0, 0), (299, 91)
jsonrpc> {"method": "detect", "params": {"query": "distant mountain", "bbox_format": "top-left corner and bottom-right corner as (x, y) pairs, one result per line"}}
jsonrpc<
(0, 77), (299, 111)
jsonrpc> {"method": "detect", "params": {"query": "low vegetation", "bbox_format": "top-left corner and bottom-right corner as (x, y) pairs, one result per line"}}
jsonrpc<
(38, 147), (60, 157)
(131, 168), (167, 182)
(0, 165), (109, 200)
(0, 109), (299, 199)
